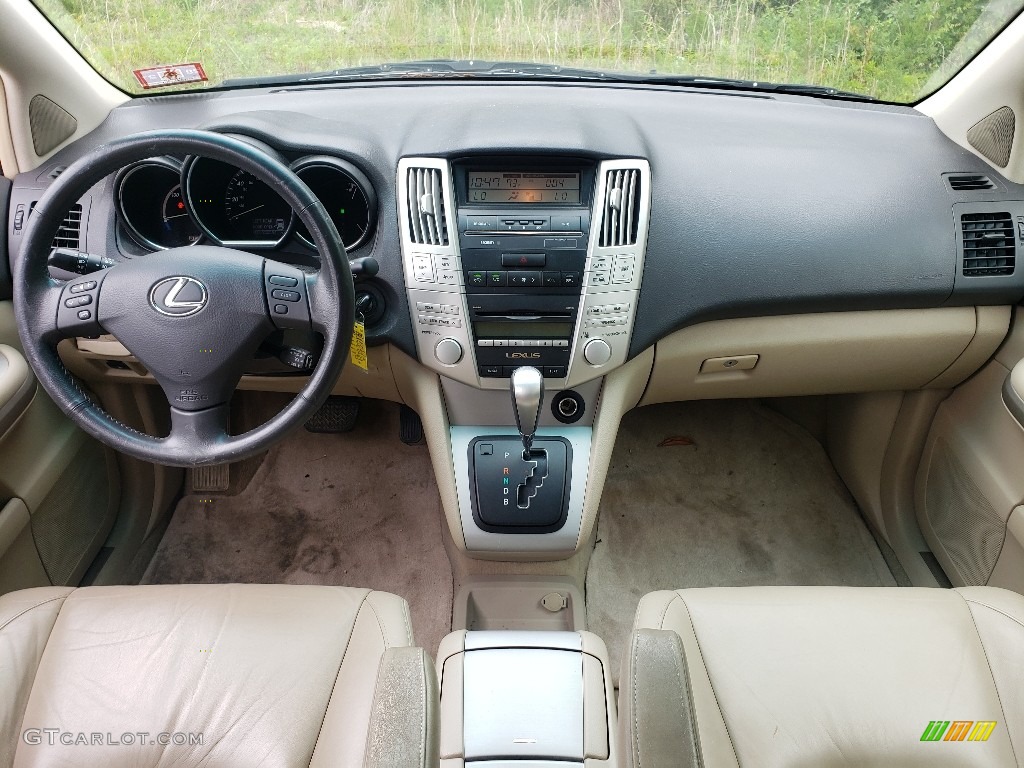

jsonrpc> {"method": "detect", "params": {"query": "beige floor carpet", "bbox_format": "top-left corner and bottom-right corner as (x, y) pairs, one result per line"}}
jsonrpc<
(144, 400), (453, 657)
(587, 400), (896, 678)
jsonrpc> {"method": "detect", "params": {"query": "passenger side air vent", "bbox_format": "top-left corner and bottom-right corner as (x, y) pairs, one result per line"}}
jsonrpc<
(599, 168), (641, 247)
(949, 174), (995, 191)
(961, 211), (1015, 276)
(28, 202), (83, 249)
(406, 167), (449, 246)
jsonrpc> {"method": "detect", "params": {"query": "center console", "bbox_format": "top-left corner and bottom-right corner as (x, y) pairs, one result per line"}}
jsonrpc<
(398, 155), (651, 391)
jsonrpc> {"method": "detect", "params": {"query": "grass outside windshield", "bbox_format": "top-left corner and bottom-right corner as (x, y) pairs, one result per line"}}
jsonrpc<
(33, 0), (1024, 102)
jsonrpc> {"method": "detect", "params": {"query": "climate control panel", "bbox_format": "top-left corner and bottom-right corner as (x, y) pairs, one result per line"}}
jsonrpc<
(398, 157), (651, 390)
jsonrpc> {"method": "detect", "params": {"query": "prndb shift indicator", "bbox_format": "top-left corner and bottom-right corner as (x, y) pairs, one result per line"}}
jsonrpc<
(468, 172), (581, 204)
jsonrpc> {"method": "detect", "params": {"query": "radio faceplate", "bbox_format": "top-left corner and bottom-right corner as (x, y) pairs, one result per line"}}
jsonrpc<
(398, 157), (651, 390)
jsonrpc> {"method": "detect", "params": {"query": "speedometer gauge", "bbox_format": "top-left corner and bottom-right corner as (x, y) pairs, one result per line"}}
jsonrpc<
(223, 169), (292, 242)
(161, 185), (202, 247)
(293, 157), (377, 252)
(184, 145), (295, 248)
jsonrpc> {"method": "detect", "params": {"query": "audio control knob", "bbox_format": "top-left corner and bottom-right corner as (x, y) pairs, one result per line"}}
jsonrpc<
(583, 338), (612, 366)
(434, 338), (463, 366)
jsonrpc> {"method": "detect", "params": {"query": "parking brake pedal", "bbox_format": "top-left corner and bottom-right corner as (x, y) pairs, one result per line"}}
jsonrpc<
(305, 396), (360, 433)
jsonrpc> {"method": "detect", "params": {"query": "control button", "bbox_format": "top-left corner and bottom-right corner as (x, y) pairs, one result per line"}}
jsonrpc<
(543, 366), (568, 378)
(271, 289), (300, 302)
(589, 271), (611, 286)
(587, 316), (627, 328)
(416, 301), (441, 313)
(699, 354), (760, 373)
(13, 205), (24, 231)
(274, 304), (288, 315)
(555, 339), (570, 348)
(478, 339), (494, 347)
(493, 339), (507, 347)
(418, 314), (461, 328)
(479, 364), (502, 377)
(592, 255), (613, 271)
(467, 271), (486, 287)
(584, 338), (613, 366)
(561, 271), (580, 287)
(64, 295), (92, 308)
(487, 271), (507, 287)
(552, 215), (582, 232)
(69, 280), (97, 294)
(501, 252), (546, 268)
(434, 338), (464, 366)
(77, 309), (92, 321)
(441, 304), (460, 315)
(437, 269), (460, 286)
(434, 254), (457, 271)
(539, 340), (553, 347)
(613, 254), (636, 283)
(508, 271), (542, 287)
(466, 215), (497, 230)
(544, 238), (578, 250)
(543, 271), (561, 287)
(269, 275), (298, 287)
(412, 254), (435, 283)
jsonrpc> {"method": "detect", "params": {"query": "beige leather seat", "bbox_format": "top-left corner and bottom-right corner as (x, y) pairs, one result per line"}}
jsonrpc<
(621, 586), (1024, 767)
(0, 584), (439, 767)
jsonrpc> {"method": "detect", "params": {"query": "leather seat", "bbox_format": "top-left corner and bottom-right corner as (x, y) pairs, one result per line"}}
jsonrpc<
(0, 584), (439, 767)
(621, 586), (1024, 767)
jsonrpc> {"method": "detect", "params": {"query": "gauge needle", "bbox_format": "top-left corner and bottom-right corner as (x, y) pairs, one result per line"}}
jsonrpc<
(228, 204), (265, 220)
(164, 213), (191, 220)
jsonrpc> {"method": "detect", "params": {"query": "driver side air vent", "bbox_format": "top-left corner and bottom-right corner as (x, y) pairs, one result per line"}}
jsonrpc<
(949, 174), (995, 191)
(28, 202), (83, 249)
(406, 167), (449, 246)
(961, 211), (1015, 276)
(599, 168), (641, 247)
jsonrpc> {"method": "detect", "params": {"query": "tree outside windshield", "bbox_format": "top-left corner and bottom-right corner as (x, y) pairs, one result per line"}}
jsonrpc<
(33, 0), (1024, 102)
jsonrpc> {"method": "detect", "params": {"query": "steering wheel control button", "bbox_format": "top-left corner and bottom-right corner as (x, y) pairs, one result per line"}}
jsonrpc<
(56, 269), (108, 337)
(77, 310), (92, 321)
(264, 264), (311, 331)
(434, 338), (464, 366)
(69, 281), (97, 293)
(149, 276), (208, 317)
(584, 338), (613, 366)
(64, 295), (92, 308)
(268, 275), (298, 287)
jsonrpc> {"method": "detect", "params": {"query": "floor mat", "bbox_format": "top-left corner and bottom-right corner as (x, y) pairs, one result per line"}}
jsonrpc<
(144, 400), (453, 657)
(586, 400), (896, 676)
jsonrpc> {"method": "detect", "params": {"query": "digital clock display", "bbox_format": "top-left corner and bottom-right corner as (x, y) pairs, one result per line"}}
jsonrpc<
(468, 172), (580, 204)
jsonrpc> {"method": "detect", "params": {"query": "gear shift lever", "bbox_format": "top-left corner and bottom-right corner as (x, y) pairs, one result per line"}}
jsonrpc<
(511, 366), (544, 454)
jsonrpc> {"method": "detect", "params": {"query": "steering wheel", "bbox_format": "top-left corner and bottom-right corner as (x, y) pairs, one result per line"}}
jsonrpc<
(14, 130), (354, 467)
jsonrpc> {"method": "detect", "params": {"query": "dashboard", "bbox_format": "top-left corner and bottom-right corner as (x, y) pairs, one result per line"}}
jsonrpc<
(6, 81), (1024, 389)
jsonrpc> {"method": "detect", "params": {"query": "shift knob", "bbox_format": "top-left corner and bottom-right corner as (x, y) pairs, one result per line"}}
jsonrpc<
(511, 366), (544, 453)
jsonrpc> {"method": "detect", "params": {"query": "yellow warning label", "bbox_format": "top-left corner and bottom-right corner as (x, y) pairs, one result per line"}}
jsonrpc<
(349, 320), (368, 373)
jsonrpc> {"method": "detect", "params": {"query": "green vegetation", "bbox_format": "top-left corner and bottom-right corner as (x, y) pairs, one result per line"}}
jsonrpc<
(34, 0), (1019, 102)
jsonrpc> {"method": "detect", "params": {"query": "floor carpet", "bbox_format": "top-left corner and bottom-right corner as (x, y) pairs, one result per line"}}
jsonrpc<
(144, 400), (453, 657)
(586, 400), (896, 678)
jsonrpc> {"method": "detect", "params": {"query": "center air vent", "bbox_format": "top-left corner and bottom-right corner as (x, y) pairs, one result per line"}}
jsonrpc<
(406, 167), (449, 246)
(599, 168), (641, 247)
(949, 174), (995, 191)
(29, 202), (83, 249)
(961, 211), (1015, 276)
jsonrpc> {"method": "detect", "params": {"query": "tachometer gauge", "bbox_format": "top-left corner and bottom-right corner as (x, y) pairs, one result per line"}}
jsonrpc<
(116, 159), (202, 250)
(292, 157), (377, 251)
(184, 146), (295, 248)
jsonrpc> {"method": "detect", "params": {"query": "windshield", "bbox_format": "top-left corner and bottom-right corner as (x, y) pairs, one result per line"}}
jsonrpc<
(31, 0), (1024, 103)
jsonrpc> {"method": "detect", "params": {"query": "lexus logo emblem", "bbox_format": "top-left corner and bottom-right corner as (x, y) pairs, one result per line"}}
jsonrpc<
(149, 277), (207, 317)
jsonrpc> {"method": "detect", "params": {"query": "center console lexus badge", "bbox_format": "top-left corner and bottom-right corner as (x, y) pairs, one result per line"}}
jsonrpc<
(150, 276), (208, 317)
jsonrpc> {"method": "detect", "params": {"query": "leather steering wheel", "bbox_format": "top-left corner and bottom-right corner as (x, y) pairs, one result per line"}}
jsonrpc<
(14, 130), (354, 467)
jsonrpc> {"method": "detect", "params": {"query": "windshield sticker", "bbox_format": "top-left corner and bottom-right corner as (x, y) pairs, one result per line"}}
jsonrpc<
(132, 63), (207, 90)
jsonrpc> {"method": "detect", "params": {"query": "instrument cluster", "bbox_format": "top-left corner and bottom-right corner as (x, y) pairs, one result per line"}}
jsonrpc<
(115, 149), (376, 254)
